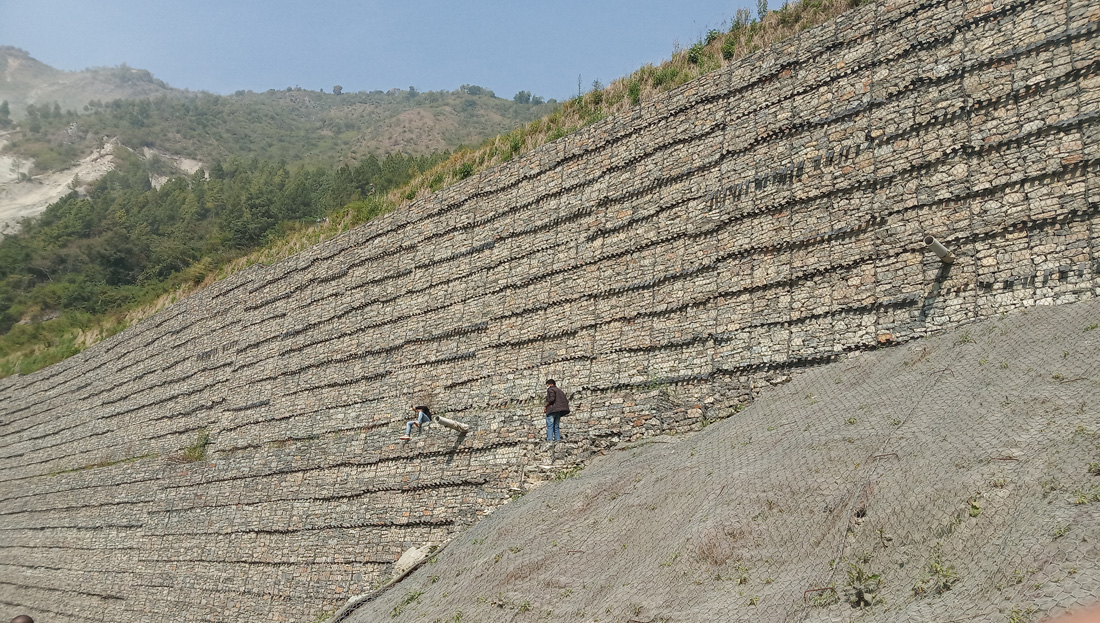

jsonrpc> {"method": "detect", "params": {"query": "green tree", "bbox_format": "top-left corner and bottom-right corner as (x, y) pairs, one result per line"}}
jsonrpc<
(0, 100), (10, 128)
(333, 85), (343, 95)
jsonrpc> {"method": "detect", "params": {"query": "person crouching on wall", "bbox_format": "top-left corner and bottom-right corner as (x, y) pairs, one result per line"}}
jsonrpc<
(400, 405), (432, 440)
(544, 379), (570, 442)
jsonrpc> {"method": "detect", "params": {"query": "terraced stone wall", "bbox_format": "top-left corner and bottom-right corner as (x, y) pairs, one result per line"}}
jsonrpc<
(2, 0), (1099, 620)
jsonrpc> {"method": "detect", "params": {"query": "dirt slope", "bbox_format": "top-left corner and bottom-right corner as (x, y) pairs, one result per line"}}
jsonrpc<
(0, 135), (118, 234)
(346, 299), (1100, 623)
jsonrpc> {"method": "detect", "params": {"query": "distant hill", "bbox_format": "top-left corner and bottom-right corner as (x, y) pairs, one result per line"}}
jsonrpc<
(0, 47), (556, 238)
(0, 46), (179, 120)
(0, 47), (557, 169)
(60, 86), (557, 165)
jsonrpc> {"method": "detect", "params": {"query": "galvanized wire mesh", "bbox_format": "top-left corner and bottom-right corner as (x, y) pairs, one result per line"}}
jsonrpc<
(347, 298), (1100, 623)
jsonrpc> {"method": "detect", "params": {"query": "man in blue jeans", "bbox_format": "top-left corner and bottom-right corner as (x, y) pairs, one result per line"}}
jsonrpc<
(544, 379), (570, 442)
(400, 406), (432, 440)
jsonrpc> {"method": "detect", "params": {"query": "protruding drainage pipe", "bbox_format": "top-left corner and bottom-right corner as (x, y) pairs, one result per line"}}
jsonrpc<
(436, 415), (470, 434)
(924, 235), (955, 264)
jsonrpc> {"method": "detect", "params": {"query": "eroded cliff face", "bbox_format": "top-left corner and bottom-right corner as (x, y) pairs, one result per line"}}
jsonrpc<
(2, 0), (1098, 619)
(0, 138), (202, 235)
(0, 136), (119, 235)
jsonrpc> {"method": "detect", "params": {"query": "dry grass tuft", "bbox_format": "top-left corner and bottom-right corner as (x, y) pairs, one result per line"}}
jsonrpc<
(694, 520), (748, 566)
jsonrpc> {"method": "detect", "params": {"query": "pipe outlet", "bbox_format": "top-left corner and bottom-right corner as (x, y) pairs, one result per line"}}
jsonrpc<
(436, 415), (470, 434)
(924, 235), (955, 264)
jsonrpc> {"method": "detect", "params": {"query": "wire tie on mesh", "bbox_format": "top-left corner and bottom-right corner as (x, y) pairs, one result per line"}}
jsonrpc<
(992, 456), (1019, 461)
(872, 453), (898, 460)
(803, 587), (838, 602)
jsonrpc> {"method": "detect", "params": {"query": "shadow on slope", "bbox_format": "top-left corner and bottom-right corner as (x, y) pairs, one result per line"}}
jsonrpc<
(346, 300), (1100, 623)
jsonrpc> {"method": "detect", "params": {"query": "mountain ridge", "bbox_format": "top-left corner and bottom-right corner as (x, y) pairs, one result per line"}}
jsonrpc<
(0, 45), (556, 164)
(0, 46), (178, 120)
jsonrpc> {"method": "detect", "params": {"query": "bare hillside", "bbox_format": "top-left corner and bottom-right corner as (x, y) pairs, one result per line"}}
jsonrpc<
(346, 300), (1100, 623)
(0, 136), (203, 234)
(0, 135), (118, 234)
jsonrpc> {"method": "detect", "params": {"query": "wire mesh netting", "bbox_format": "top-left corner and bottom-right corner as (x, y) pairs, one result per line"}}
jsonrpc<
(346, 298), (1100, 623)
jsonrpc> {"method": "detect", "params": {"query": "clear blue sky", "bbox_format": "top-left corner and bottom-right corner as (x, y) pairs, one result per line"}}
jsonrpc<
(0, 0), (755, 101)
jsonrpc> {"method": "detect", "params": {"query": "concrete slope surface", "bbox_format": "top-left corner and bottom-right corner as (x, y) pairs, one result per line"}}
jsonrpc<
(348, 299), (1100, 623)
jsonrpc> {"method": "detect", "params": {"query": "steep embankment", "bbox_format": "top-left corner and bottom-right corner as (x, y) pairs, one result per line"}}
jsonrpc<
(348, 300), (1100, 623)
(0, 0), (883, 370)
(1, 0), (1097, 619)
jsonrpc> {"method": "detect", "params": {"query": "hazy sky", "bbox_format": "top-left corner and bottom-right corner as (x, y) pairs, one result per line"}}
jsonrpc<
(0, 0), (754, 101)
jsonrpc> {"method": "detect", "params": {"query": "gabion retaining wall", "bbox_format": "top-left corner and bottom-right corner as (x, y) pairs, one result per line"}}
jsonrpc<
(2, 0), (1098, 619)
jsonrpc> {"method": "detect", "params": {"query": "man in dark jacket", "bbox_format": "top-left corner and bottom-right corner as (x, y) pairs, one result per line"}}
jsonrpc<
(544, 379), (570, 442)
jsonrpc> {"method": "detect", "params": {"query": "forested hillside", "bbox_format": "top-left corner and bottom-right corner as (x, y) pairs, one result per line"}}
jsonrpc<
(3, 83), (556, 173)
(0, 147), (444, 374)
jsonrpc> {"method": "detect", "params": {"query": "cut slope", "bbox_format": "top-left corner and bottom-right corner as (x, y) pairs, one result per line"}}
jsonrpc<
(348, 300), (1100, 623)
(0, 138), (204, 234)
(0, 136), (117, 234)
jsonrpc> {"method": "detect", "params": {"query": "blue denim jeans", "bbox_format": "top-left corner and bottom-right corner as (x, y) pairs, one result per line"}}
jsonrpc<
(545, 411), (566, 442)
(405, 411), (430, 436)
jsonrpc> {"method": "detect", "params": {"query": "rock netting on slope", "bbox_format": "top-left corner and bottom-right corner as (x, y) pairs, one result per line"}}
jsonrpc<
(346, 298), (1100, 623)
(2, 0), (1099, 619)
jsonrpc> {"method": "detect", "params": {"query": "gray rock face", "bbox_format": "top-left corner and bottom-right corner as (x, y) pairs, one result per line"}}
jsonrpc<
(1, 0), (1098, 620)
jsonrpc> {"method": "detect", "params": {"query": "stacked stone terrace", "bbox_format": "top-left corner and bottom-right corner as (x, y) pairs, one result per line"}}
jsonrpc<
(2, 0), (1099, 619)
